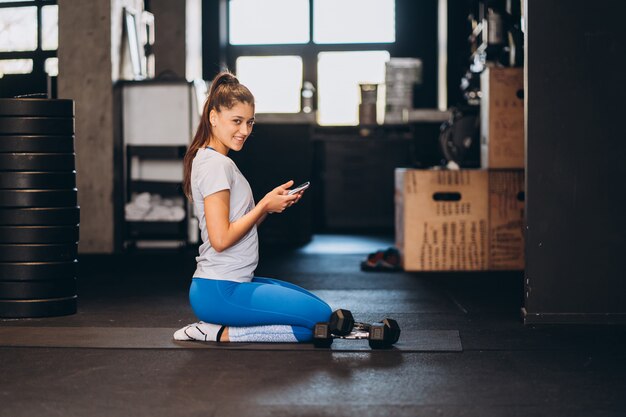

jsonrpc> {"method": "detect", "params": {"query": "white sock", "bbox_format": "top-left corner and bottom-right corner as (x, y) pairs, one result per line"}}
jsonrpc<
(229, 325), (297, 343)
(173, 321), (224, 341)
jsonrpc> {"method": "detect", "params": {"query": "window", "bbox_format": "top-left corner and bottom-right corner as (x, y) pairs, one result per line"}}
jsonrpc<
(236, 56), (303, 113)
(227, 0), (396, 125)
(0, 59), (33, 74)
(41, 4), (58, 51)
(317, 51), (389, 126)
(0, 0), (58, 95)
(44, 56), (57, 76)
(229, 0), (309, 45)
(0, 6), (38, 52)
(313, 0), (395, 44)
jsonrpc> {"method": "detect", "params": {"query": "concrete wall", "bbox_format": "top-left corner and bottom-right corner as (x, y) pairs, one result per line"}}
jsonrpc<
(58, 0), (143, 254)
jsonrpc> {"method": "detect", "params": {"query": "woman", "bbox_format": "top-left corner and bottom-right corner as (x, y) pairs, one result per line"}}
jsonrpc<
(174, 71), (332, 343)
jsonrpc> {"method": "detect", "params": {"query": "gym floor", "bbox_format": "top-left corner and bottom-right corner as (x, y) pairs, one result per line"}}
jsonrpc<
(1, 234), (625, 417)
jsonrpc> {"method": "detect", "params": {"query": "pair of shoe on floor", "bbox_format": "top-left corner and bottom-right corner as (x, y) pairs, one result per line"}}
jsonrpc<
(360, 247), (402, 272)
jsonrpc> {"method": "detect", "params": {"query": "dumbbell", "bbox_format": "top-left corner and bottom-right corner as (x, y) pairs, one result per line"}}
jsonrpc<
(367, 318), (401, 349)
(311, 309), (354, 348)
(313, 317), (401, 349)
(328, 308), (355, 336)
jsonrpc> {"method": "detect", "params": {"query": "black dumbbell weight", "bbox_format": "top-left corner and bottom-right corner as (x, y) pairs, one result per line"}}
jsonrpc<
(368, 318), (401, 349)
(328, 308), (355, 336)
(313, 322), (334, 348)
(313, 318), (401, 349)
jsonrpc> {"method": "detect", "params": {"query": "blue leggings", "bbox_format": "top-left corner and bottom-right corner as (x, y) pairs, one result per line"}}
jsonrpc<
(189, 277), (332, 342)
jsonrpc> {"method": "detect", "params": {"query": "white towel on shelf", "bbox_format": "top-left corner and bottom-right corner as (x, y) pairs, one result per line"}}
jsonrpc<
(125, 193), (186, 221)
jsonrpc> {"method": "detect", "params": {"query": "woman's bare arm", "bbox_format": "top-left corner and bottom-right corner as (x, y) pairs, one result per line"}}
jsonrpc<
(204, 180), (298, 252)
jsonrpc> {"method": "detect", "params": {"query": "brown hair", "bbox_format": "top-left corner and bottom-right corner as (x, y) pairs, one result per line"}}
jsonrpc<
(183, 71), (254, 200)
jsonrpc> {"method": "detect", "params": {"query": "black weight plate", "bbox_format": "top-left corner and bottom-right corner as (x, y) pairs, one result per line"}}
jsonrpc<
(0, 171), (76, 189)
(0, 296), (77, 318)
(0, 189), (77, 207)
(0, 207), (80, 226)
(0, 153), (75, 171)
(0, 99), (74, 117)
(0, 243), (78, 262)
(0, 226), (79, 243)
(0, 278), (76, 299)
(0, 117), (74, 135)
(0, 135), (74, 153)
(0, 260), (77, 281)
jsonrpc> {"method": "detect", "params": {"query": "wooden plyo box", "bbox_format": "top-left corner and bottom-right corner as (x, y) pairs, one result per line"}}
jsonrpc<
(395, 169), (489, 271)
(395, 168), (525, 271)
(480, 66), (525, 169)
(488, 170), (525, 270)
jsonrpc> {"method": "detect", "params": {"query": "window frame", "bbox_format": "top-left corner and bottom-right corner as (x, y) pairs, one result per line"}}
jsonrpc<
(204, 0), (438, 113)
(0, 0), (57, 77)
(223, 0), (396, 113)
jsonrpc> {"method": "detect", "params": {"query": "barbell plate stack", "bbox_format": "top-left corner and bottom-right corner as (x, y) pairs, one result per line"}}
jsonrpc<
(0, 98), (78, 318)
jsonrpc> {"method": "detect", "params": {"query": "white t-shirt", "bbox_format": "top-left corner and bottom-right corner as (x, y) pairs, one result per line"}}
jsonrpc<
(191, 147), (258, 282)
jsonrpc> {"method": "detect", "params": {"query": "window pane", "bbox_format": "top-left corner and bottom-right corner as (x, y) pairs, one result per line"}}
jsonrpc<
(236, 56), (302, 113)
(317, 51), (389, 126)
(314, 0), (395, 44)
(42, 5), (58, 51)
(0, 7), (37, 52)
(45, 57), (58, 76)
(229, 0), (309, 45)
(0, 59), (33, 75)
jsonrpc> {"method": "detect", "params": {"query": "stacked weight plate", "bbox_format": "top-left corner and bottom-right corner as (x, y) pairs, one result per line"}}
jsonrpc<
(0, 98), (79, 318)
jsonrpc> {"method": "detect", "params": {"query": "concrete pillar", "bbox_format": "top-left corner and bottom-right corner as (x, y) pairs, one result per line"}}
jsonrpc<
(58, 0), (114, 254)
(523, 0), (626, 324)
(58, 0), (143, 254)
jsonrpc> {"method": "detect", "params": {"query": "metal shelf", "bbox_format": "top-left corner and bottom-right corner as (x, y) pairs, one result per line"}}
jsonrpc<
(128, 180), (183, 196)
(127, 145), (187, 159)
(126, 220), (187, 240)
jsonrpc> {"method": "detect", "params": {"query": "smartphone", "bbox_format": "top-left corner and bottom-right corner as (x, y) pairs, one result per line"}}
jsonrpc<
(288, 181), (310, 195)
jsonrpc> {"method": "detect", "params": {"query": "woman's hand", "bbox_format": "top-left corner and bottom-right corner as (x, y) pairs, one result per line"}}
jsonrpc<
(261, 180), (300, 214)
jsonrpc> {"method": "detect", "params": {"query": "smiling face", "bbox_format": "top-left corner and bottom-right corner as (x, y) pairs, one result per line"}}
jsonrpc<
(208, 101), (255, 155)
